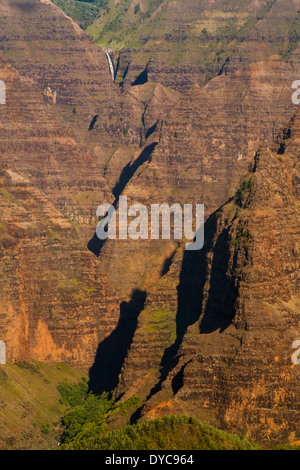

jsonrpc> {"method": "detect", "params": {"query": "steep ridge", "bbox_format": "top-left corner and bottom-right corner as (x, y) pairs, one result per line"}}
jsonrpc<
(119, 112), (300, 445)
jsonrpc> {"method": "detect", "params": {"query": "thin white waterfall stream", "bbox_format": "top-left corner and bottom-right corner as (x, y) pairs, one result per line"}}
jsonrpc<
(105, 50), (115, 82)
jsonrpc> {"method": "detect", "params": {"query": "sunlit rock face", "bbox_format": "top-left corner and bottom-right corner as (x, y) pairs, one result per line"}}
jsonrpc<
(0, 0), (299, 445)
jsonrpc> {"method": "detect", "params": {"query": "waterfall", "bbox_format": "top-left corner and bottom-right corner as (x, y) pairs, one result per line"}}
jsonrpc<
(105, 50), (115, 82)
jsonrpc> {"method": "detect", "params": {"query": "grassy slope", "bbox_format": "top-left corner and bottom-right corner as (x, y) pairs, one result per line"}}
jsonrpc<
(84, 0), (300, 87)
(86, 0), (165, 46)
(86, 0), (299, 50)
(0, 362), (86, 450)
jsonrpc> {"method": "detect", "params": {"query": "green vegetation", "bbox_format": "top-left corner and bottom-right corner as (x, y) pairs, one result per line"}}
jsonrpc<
(52, 0), (107, 29)
(60, 414), (261, 450)
(46, 228), (61, 240)
(0, 361), (86, 450)
(56, 383), (261, 451)
(285, 11), (300, 57)
(51, 0), (300, 92)
(0, 364), (296, 450)
(235, 178), (253, 207)
(57, 377), (89, 407)
(110, 395), (140, 416)
(41, 424), (51, 435)
(0, 188), (15, 203)
(59, 388), (145, 447)
(231, 220), (250, 251)
(60, 393), (113, 444)
(86, 0), (165, 47)
(237, 223), (250, 244)
(273, 443), (300, 450)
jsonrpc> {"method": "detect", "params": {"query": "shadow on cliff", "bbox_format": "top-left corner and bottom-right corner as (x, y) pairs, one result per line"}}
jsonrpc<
(112, 142), (157, 199)
(199, 224), (238, 334)
(87, 143), (157, 257)
(131, 212), (217, 421)
(134, 204), (238, 416)
(88, 289), (147, 396)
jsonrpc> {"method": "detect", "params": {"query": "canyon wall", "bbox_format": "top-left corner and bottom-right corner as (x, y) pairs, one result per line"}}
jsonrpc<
(0, 0), (298, 444)
(118, 113), (300, 444)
